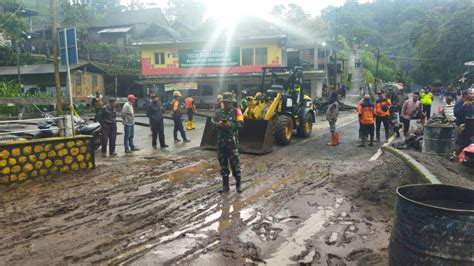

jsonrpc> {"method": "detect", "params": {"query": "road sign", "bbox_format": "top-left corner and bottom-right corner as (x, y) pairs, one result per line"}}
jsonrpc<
(59, 28), (78, 65)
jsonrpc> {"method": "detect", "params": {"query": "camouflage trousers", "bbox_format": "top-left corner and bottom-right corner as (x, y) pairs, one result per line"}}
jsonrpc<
(217, 146), (241, 177)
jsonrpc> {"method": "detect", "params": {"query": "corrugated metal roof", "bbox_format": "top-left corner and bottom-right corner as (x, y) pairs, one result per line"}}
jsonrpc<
(133, 35), (287, 46)
(0, 63), (105, 76)
(97, 27), (133, 34)
(93, 8), (169, 29)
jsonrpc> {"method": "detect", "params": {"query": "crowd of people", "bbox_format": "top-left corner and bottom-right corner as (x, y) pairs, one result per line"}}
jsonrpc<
(89, 85), (473, 193)
(324, 85), (473, 154)
(93, 91), (196, 156)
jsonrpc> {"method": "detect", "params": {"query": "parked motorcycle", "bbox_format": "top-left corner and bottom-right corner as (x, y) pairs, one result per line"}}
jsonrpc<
(388, 105), (402, 137)
(33, 105), (102, 150)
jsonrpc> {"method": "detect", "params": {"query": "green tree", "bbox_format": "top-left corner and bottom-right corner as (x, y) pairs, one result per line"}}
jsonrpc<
(321, 0), (473, 85)
(271, 3), (329, 39)
(165, 0), (206, 26)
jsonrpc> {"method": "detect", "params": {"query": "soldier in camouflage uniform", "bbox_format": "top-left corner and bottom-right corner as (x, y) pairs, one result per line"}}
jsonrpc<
(213, 92), (243, 193)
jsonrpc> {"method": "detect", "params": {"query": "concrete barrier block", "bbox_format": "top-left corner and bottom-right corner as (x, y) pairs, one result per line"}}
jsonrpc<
(0, 136), (95, 186)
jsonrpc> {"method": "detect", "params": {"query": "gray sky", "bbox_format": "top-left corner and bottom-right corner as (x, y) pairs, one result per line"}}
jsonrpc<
(120, 0), (370, 16)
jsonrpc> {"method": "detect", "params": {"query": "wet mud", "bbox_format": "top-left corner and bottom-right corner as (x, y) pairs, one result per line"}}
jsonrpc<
(0, 115), (417, 265)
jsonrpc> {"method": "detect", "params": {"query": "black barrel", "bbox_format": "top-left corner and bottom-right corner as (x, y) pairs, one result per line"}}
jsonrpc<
(422, 124), (455, 155)
(389, 184), (474, 265)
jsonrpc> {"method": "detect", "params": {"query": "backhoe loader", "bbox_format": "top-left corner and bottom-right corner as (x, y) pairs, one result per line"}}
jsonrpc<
(200, 66), (315, 154)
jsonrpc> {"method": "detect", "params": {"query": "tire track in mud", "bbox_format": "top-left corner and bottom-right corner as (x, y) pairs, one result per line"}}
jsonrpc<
(105, 147), (335, 264)
(0, 156), (221, 264)
(0, 113), (355, 265)
(106, 162), (332, 265)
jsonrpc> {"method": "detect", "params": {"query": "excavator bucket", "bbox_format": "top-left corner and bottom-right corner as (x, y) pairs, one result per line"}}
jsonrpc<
(200, 117), (218, 149)
(200, 117), (274, 155)
(238, 119), (274, 154)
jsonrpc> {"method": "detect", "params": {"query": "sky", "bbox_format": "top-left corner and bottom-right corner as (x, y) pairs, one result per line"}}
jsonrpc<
(120, 0), (370, 16)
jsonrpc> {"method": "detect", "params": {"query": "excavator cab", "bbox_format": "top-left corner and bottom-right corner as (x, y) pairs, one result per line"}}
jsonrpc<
(200, 66), (315, 154)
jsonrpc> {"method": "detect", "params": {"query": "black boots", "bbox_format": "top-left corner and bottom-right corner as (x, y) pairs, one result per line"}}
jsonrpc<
(358, 137), (366, 147)
(235, 175), (242, 193)
(218, 175), (230, 193)
(369, 136), (374, 146)
(218, 175), (242, 193)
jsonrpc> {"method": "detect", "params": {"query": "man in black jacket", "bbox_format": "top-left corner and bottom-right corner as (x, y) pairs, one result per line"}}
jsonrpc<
(146, 94), (169, 149)
(97, 98), (118, 156)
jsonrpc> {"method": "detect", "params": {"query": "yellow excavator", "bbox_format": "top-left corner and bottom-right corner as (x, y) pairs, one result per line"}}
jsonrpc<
(200, 66), (315, 154)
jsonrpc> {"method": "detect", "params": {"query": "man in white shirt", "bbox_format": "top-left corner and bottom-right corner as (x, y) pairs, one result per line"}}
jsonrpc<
(121, 95), (140, 153)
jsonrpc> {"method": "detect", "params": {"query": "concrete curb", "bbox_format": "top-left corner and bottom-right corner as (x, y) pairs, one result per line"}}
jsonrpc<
(381, 146), (442, 184)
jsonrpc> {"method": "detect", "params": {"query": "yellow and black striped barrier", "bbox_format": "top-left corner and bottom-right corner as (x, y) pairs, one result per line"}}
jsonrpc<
(0, 136), (95, 186)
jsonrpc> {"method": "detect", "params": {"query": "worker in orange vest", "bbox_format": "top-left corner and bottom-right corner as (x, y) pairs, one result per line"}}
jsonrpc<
(184, 94), (196, 130)
(171, 91), (190, 143)
(375, 90), (392, 142)
(358, 95), (376, 147)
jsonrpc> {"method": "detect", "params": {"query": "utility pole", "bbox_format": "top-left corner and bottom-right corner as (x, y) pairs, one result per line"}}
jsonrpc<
(16, 42), (21, 86)
(51, 0), (62, 114)
(333, 10), (338, 92)
(374, 47), (380, 91)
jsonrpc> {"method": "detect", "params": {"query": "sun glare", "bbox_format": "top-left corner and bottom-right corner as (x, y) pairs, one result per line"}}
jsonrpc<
(204, 0), (261, 26)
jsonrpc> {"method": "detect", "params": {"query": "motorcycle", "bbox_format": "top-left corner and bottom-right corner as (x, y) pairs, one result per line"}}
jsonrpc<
(33, 105), (102, 150)
(388, 105), (402, 137)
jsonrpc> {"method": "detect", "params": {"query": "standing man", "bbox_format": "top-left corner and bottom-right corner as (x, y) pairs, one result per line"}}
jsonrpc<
(400, 92), (423, 137)
(454, 89), (474, 153)
(339, 84), (346, 99)
(214, 94), (224, 110)
(213, 92), (243, 193)
(441, 92), (456, 123)
(358, 95), (376, 147)
(375, 90), (392, 142)
(439, 86), (445, 101)
(184, 94), (196, 130)
(122, 94), (140, 153)
(240, 90), (249, 113)
(171, 91), (190, 143)
(326, 92), (340, 146)
(97, 98), (118, 156)
(146, 94), (168, 149)
(420, 88), (433, 120)
(91, 91), (103, 122)
(454, 89), (474, 126)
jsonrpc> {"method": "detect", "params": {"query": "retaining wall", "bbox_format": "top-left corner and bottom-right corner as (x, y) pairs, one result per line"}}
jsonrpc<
(0, 136), (95, 185)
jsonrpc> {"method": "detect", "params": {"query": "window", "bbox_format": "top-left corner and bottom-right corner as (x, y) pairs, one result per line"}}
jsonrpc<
(255, 48), (267, 65)
(318, 49), (326, 58)
(242, 48), (254, 65)
(75, 74), (82, 94)
(154, 52), (165, 65)
(198, 84), (213, 96)
(92, 74), (97, 87)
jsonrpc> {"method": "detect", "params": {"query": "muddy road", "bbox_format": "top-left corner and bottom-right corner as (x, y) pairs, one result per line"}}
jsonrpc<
(0, 112), (418, 265)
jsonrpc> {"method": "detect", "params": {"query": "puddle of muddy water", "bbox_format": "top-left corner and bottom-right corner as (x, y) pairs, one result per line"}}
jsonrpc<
(264, 206), (337, 265)
(157, 162), (218, 185)
(202, 202), (255, 233)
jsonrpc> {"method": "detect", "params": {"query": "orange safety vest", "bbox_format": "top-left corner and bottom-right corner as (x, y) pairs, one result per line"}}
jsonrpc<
(357, 99), (363, 113)
(359, 101), (376, 125)
(184, 97), (194, 109)
(375, 98), (391, 117)
(172, 99), (181, 112)
(236, 107), (244, 122)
